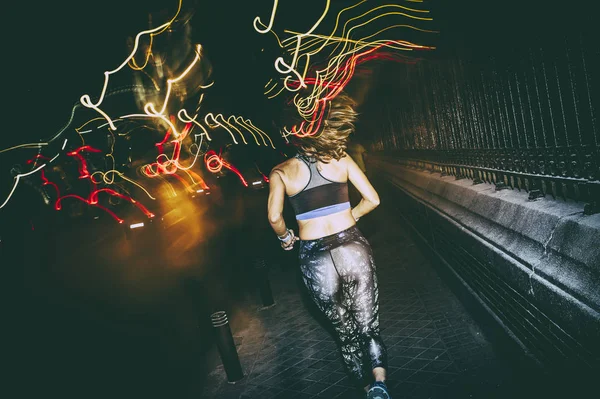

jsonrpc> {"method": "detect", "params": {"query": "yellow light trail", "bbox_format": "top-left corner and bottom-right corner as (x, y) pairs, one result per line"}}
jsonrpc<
(284, 25), (438, 53)
(248, 119), (276, 149)
(216, 114), (248, 144)
(258, 0), (436, 130)
(128, 1), (183, 70)
(178, 109), (212, 141)
(271, 0), (331, 89)
(204, 112), (238, 144)
(0, 143), (48, 154)
(80, 0), (183, 130)
(254, 0), (279, 33)
(145, 44), (206, 122)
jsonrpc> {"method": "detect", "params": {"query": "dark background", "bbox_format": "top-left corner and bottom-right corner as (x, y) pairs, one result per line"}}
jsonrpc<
(1, 0), (593, 398)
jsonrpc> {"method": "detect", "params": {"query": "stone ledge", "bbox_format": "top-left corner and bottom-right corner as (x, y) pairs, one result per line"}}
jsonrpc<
(367, 155), (600, 336)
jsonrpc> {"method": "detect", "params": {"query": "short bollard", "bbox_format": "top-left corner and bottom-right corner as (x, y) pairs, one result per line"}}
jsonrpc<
(254, 258), (275, 309)
(210, 311), (244, 383)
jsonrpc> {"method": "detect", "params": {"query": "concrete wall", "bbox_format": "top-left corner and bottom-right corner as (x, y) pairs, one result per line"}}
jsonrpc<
(367, 154), (600, 370)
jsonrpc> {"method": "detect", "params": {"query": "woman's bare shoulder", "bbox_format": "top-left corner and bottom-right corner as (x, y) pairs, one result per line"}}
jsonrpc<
(271, 157), (299, 175)
(338, 153), (353, 166)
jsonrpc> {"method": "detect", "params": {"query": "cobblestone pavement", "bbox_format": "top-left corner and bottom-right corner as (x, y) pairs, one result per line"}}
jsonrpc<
(197, 210), (529, 399)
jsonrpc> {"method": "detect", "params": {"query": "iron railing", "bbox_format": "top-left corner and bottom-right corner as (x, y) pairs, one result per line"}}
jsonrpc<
(368, 33), (599, 214)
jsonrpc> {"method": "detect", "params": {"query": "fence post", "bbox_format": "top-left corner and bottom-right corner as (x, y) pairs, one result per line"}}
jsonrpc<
(210, 311), (244, 383)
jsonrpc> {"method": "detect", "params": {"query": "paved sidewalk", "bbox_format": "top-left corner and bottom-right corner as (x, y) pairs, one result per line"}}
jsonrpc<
(198, 211), (522, 398)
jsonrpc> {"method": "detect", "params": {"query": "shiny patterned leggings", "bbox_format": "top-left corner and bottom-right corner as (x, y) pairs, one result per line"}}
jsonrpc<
(298, 226), (387, 384)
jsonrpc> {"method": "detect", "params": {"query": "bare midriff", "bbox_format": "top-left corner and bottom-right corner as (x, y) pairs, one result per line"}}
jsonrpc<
(297, 208), (356, 240)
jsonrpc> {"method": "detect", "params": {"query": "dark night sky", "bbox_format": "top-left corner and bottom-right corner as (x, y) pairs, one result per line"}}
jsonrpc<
(5, 0), (589, 143)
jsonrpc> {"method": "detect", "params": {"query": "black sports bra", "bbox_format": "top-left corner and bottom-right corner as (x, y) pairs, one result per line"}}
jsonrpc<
(287, 155), (350, 221)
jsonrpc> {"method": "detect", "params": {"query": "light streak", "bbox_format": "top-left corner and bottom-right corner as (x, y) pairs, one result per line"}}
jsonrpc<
(254, 163), (271, 183)
(145, 44), (205, 118)
(56, 194), (125, 224)
(140, 117), (211, 193)
(55, 144), (156, 222)
(204, 150), (248, 187)
(284, 26), (437, 52)
(178, 109), (212, 141)
(264, 80), (279, 95)
(199, 81), (215, 89)
(80, 0), (183, 130)
(254, 0), (279, 33)
(0, 84), (152, 182)
(0, 143), (47, 154)
(267, 85), (286, 99)
(235, 116), (275, 148)
(205, 113), (240, 144)
(128, 1), (183, 70)
(246, 118), (275, 148)
(283, 0), (366, 54)
(89, 188), (155, 218)
(0, 163), (46, 209)
(256, 0), (436, 140)
(255, 19), (285, 48)
(228, 116), (257, 145)
(269, 0), (331, 89)
(2, 0), (280, 215)
(217, 114), (248, 144)
(67, 145), (103, 179)
(90, 170), (157, 200)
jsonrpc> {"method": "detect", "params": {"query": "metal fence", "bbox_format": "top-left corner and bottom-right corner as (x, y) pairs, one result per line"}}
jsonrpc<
(369, 33), (599, 214)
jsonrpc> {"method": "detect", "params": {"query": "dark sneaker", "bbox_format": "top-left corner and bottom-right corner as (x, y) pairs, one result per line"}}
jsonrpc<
(367, 381), (391, 399)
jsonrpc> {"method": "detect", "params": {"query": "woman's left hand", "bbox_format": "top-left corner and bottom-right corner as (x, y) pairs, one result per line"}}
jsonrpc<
(280, 230), (299, 251)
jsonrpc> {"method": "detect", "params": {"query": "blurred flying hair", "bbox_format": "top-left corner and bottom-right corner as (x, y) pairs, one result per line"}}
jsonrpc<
(292, 92), (358, 163)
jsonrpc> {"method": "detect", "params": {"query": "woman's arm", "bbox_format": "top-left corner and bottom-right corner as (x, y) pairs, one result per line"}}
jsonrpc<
(267, 170), (297, 249)
(267, 170), (288, 236)
(345, 155), (380, 220)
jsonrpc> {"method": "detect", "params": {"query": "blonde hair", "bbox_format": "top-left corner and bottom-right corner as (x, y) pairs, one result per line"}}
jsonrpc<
(292, 92), (358, 163)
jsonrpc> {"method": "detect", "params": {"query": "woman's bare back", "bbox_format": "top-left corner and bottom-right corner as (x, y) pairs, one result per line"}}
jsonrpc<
(273, 156), (356, 240)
